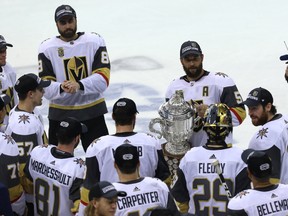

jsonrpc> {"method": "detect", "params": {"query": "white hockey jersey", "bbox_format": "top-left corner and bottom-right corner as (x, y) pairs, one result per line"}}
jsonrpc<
(113, 177), (180, 216)
(228, 184), (288, 216)
(171, 145), (250, 215)
(248, 114), (288, 183)
(5, 106), (48, 195)
(38, 32), (110, 121)
(0, 132), (25, 215)
(25, 145), (85, 216)
(6, 107), (47, 164)
(165, 71), (246, 147)
(78, 132), (170, 215)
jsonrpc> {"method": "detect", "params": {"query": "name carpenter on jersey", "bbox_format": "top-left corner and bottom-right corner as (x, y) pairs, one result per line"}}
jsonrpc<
(117, 191), (159, 210)
(256, 198), (288, 216)
(31, 159), (72, 185)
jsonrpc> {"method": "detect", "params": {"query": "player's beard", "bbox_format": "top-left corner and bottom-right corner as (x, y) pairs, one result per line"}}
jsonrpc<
(250, 111), (268, 126)
(59, 24), (77, 39)
(0, 57), (6, 67)
(183, 63), (203, 80)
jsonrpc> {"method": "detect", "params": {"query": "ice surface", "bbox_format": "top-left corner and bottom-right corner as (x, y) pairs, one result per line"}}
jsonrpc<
(2, 0), (288, 157)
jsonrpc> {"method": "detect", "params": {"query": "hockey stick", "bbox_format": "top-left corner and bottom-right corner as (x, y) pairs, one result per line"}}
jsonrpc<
(211, 159), (233, 200)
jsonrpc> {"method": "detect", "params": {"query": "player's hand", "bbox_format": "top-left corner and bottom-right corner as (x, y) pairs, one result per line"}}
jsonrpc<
(195, 104), (208, 118)
(61, 80), (80, 94)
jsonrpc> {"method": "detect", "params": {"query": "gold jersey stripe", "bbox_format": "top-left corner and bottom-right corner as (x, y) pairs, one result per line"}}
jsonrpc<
(41, 75), (57, 81)
(9, 184), (23, 203)
(49, 98), (105, 110)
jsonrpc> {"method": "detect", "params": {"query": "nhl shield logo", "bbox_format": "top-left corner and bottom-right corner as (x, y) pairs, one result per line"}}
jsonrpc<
(58, 47), (64, 57)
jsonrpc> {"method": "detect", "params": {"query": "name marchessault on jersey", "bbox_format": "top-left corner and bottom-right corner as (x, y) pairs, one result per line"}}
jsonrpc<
(31, 159), (72, 185)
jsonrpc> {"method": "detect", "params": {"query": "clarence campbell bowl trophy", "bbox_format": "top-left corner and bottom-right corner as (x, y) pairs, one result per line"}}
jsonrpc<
(149, 90), (195, 175)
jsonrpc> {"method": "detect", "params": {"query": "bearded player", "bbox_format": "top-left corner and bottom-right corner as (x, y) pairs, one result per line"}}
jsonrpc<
(38, 5), (110, 152)
(165, 41), (246, 147)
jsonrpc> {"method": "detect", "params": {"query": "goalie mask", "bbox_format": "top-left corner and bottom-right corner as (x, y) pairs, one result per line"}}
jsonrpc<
(203, 103), (232, 143)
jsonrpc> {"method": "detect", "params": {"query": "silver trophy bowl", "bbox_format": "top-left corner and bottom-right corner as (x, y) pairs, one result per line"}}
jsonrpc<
(149, 90), (195, 156)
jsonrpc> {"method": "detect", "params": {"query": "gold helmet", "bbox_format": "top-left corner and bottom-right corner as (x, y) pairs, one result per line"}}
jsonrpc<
(203, 103), (232, 142)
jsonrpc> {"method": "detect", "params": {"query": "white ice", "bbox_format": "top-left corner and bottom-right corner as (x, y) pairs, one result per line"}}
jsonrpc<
(1, 0), (288, 157)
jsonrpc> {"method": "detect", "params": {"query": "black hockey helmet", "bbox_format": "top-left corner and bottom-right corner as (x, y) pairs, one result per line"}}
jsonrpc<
(203, 103), (232, 142)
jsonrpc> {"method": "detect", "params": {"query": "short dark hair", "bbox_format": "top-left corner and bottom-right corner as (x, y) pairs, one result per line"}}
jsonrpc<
(56, 117), (87, 144)
(17, 89), (37, 100)
(269, 104), (277, 115)
(113, 114), (135, 126)
(117, 162), (138, 174)
(17, 92), (28, 100)
(57, 132), (74, 144)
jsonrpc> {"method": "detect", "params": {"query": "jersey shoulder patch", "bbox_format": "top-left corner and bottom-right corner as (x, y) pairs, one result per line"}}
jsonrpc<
(74, 158), (85, 168)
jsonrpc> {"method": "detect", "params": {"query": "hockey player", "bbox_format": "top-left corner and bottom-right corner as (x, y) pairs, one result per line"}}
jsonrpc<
(0, 35), (18, 123)
(113, 143), (181, 216)
(38, 4), (110, 152)
(242, 87), (288, 184)
(171, 103), (250, 215)
(227, 149), (288, 215)
(0, 126), (25, 215)
(24, 117), (86, 215)
(5, 73), (50, 215)
(85, 181), (126, 216)
(78, 98), (170, 215)
(165, 41), (246, 147)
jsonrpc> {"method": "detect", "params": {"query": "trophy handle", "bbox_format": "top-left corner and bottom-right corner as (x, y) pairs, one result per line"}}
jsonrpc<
(149, 118), (164, 139)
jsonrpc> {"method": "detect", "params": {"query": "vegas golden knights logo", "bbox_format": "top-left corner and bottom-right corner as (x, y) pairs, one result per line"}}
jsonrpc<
(58, 47), (64, 57)
(63, 56), (88, 81)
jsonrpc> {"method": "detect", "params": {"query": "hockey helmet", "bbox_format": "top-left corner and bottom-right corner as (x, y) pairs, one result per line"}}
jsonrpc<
(203, 103), (232, 142)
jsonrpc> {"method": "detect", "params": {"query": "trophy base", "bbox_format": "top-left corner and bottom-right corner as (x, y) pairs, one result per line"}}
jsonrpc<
(164, 141), (190, 156)
(162, 142), (190, 177)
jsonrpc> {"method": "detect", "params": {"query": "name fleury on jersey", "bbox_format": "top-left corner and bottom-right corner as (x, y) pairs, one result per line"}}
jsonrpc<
(117, 191), (159, 210)
(198, 162), (226, 174)
(31, 159), (72, 185)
